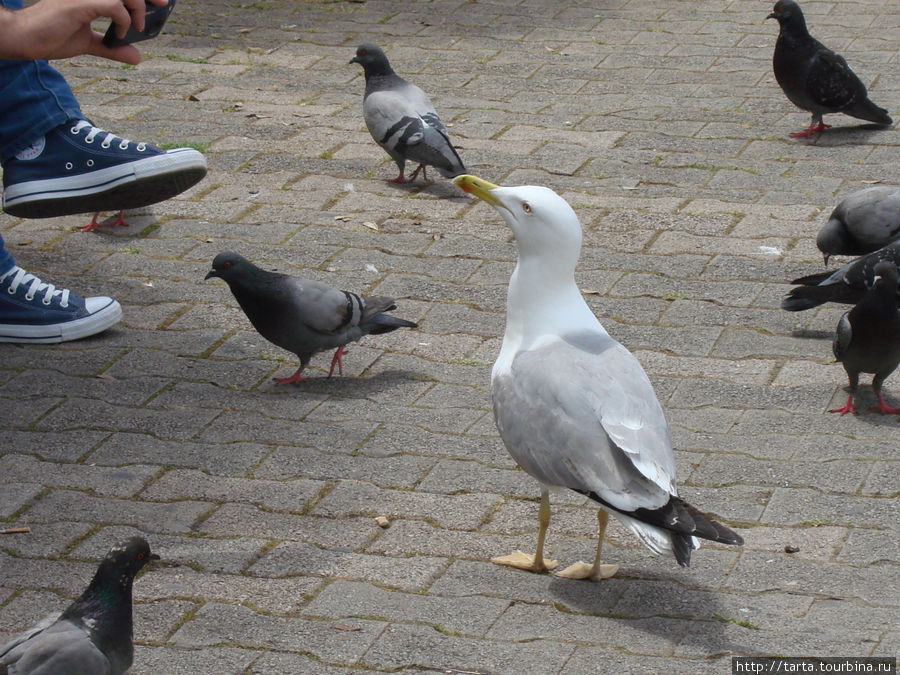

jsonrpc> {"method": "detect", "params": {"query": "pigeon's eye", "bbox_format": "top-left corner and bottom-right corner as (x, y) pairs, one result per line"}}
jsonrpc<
(136, 552), (145, 560)
(224, 261), (232, 270)
(522, 202), (532, 214)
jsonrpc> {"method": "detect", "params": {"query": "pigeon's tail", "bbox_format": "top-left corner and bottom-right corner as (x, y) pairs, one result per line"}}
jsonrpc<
(846, 97), (893, 126)
(367, 313), (418, 335)
(781, 283), (834, 311)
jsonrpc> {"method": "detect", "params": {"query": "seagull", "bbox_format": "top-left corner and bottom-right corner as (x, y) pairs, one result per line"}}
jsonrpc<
(0, 537), (158, 674)
(767, 0), (892, 138)
(350, 44), (466, 183)
(205, 252), (418, 384)
(817, 186), (900, 264)
(453, 175), (743, 579)
(830, 260), (900, 415)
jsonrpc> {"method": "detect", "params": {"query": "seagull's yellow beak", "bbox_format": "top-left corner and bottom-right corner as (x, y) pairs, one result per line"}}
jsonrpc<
(453, 174), (507, 211)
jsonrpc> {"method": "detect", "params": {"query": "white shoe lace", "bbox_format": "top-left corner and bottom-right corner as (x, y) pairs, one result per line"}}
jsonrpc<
(70, 120), (147, 152)
(0, 266), (70, 307)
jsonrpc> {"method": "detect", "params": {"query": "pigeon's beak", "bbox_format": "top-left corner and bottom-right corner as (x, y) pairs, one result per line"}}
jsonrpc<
(823, 254), (831, 265)
(766, 11), (776, 19)
(204, 270), (218, 280)
(453, 174), (509, 213)
(149, 553), (161, 561)
(349, 56), (360, 65)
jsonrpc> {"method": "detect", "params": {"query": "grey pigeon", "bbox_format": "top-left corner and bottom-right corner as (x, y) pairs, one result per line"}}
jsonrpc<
(767, 0), (892, 138)
(205, 252), (418, 384)
(830, 260), (900, 415)
(817, 186), (900, 263)
(0, 537), (158, 675)
(350, 44), (466, 183)
(454, 174), (742, 579)
(782, 240), (900, 311)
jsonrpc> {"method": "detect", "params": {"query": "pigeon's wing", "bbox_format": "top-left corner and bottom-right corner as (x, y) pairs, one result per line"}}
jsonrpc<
(363, 89), (426, 152)
(806, 49), (866, 110)
(833, 312), (853, 361)
(492, 330), (677, 514)
(280, 277), (362, 337)
(1, 619), (110, 675)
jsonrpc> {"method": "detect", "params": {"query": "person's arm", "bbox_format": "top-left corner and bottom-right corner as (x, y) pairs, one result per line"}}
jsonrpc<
(0, 0), (169, 65)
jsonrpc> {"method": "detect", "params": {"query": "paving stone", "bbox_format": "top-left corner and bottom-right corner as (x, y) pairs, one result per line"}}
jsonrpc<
(249, 541), (446, 593)
(131, 646), (259, 675)
(302, 579), (508, 637)
(171, 602), (384, 662)
(361, 623), (575, 674)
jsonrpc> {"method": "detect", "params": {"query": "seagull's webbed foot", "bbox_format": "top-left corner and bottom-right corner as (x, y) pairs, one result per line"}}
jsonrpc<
(491, 550), (558, 574)
(829, 394), (857, 415)
(274, 366), (307, 385)
(328, 345), (346, 377)
(555, 560), (618, 581)
(78, 210), (129, 232)
(871, 393), (900, 415)
(790, 120), (830, 138)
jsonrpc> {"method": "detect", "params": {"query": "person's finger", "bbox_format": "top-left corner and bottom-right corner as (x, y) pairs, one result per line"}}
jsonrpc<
(87, 31), (142, 64)
(109, 1), (137, 37)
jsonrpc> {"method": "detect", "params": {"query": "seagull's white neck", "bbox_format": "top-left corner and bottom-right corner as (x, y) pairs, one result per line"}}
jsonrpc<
(493, 255), (604, 380)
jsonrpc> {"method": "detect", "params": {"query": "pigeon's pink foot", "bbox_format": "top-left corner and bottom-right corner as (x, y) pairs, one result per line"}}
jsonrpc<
(790, 121), (830, 138)
(829, 395), (857, 416)
(871, 393), (900, 415)
(274, 367), (307, 385)
(78, 210), (129, 232)
(328, 345), (346, 377)
(388, 174), (413, 184)
(408, 164), (427, 181)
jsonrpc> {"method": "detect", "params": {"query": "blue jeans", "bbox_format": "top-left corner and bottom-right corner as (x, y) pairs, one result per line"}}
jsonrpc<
(0, 0), (84, 274)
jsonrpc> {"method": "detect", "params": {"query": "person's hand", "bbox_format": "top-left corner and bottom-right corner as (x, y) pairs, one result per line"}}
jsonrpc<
(2, 0), (170, 65)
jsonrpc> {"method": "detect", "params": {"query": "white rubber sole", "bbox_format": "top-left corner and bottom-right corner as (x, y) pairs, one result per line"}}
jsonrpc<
(3, 149), (207, 218)
(0, 298), (122, 343)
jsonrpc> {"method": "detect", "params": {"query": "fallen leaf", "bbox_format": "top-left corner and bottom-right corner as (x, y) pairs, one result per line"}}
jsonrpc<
(334, 624), (361, 632)
(862, 179), (881, 184)
(96, 373), (117, 381)
(363, 221), (379, 231)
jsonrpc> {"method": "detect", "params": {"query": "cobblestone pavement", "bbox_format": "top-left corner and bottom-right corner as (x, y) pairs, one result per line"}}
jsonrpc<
(1, 0), (898, 672)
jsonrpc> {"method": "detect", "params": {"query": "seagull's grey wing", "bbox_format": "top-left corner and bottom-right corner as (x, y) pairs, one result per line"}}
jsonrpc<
(1, 619), (110, 675)
(493, 330), (677, 514)
(282, 278), (362, 337)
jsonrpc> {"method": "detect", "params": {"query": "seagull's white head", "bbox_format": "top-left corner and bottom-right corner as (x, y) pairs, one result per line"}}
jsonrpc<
(453, 175), (582, 276)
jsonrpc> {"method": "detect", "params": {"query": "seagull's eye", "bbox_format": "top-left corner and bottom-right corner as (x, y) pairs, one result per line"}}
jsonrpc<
(522, 202), (532, 214)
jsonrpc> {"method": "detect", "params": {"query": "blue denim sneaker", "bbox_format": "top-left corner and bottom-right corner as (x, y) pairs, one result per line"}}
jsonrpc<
(0, 265), (121, 343)
(2, 120), (207, 219)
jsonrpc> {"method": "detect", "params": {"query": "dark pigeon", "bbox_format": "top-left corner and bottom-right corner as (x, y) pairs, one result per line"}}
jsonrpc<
(817, 186), (900, 263)
(782, 240), (900, 311)
(0, 537), (158, 675)
(350, 43), (466, 183)
(767, 0), (892, 138)
(829, 260), (900, 415)
(205, 252), (418, 384)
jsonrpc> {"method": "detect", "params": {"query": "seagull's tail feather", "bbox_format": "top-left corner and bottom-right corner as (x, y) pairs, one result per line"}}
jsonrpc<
(846, 98), (892, 126)
(587, 493), (742, 567)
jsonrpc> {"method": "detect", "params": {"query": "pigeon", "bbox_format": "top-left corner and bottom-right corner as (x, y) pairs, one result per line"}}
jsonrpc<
(453, 174), (743, 579)
(205, 252), (418, 384)
(782, 240), (900, 311)
(829, 260), (900, 415)
(350, 44), (466, 183)
(767, 0), (892, 138)
(0, 537), (158, 675)
(817, 186), (900, 263)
